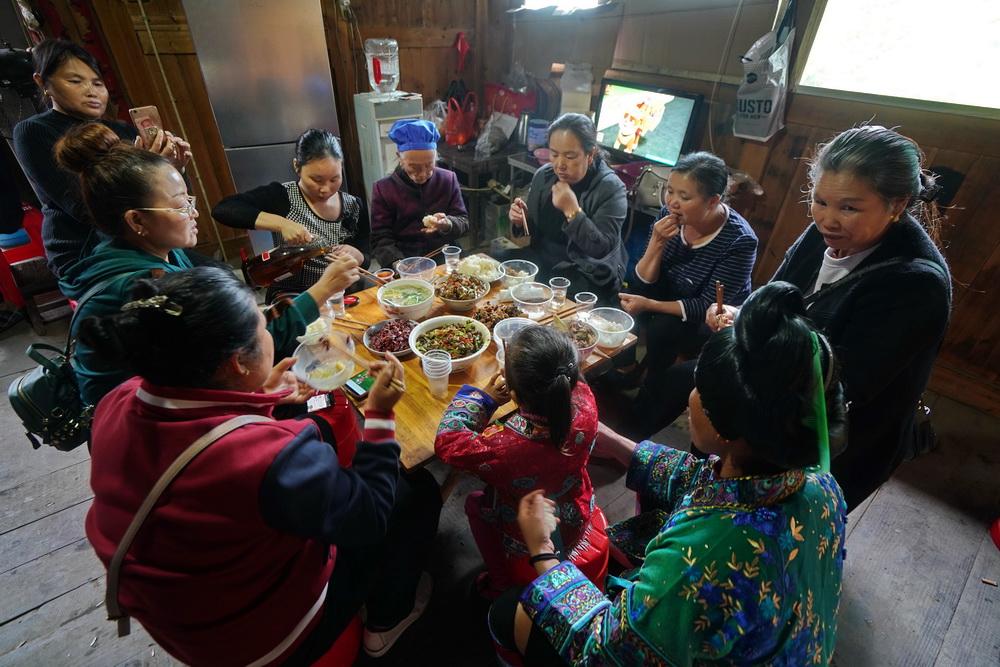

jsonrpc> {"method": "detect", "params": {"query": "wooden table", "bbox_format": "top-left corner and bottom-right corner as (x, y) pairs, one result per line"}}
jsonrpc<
(335, 270), (637, 470)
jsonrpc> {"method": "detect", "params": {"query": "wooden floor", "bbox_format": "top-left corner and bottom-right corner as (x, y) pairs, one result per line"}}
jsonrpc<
(0, 316), (997, 666)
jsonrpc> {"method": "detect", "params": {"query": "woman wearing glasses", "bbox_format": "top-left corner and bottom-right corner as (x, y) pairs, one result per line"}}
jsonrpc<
(55, 123), (358, 406)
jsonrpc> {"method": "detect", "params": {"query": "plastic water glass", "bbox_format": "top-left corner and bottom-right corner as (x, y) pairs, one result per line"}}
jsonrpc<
(325, 291), (346, 321)
(549, 277), (570, 309)
(422, 349), (452, 398)
(443, 245), (462, 273)
(574, 292), (598, 321)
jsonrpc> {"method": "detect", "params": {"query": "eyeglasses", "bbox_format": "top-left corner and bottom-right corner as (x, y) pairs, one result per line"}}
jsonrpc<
(133, 195), (197, 217)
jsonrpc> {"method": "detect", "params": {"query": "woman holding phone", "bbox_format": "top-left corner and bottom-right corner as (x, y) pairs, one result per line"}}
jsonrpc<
(13, 39), (191, 278)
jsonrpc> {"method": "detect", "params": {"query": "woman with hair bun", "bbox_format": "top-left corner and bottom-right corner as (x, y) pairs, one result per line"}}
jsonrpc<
(705, 125), (952, 509)
(55, 122), (358, 406)
(81, 266), (441, 664)
(491, 281), (848, 665)
(212, 128), (370, 301)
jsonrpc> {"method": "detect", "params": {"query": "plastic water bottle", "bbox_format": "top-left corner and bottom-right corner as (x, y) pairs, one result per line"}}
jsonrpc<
(364, 39), (399, 94)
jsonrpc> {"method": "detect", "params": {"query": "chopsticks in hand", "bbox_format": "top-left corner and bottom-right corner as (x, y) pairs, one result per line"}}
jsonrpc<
(715, 281), (725, 316)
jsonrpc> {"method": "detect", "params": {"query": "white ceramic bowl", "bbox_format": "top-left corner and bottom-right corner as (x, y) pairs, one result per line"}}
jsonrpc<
(435, 273), (489, 312)
(499, 259), (539, 288)
(409, 315), (492, 372)
(292, 337), (356, 391)
(587, 307), (634, 349)
(394, 256), (437, 282)
(363, 318), (417, 359)
(376, 278), (435, 321)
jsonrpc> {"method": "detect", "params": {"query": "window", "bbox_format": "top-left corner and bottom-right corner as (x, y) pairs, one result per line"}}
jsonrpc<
(522, 0), (601, 11)
(799, 0), (998, 110)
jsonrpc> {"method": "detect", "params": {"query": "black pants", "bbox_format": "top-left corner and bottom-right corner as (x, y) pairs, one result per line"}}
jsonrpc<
(488, 586), (566, 666)
(282, 469), (442, 665)
(492, 246), (620, 305)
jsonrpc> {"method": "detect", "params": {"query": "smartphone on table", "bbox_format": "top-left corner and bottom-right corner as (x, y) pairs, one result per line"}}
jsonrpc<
(128, 105), (163, 142)
(344, 369), (376, 400)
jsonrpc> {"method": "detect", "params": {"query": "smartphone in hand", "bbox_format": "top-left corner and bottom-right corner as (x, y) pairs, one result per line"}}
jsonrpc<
(128, 105), (163, 141)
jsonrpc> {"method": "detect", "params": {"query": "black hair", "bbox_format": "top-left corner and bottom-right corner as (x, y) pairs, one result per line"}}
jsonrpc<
(295, 128), (344, 167)
(31, 38), (102, 84)
(55, 122), (172, 236)
(672, 151), (730, 199)
(547, 113), (607, 163)
(695, 281), (847, 470)
(809, 125), (942, 246)
(505, 326), (580, 449)
(78, 267), (261, 389)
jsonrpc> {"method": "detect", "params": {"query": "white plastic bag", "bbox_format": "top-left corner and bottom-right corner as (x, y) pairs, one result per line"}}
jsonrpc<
(733, 27), (795, 141)
(560, 63), (592, 115)
(475, 111), (518, 159)
(423, 100), (448, 134)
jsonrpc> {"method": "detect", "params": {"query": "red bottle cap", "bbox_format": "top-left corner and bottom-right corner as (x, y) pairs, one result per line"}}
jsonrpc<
(344, 295), (360, 307)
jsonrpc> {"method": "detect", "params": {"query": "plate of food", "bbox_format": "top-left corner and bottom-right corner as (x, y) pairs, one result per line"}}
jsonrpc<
(435, 272), (489, 312)
(376, 278), (435, 320)
(409, 315), (491, 372)
(457, 255), (503, 283)
(472, 302), (521, 331)
(363, 318), (418, 358)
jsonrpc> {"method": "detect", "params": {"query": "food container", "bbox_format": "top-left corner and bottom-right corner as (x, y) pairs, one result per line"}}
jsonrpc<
(296, 317), (329, 346)
(458, 255), (503, 283)
(499, 259), (539, 289)
(292, 337), (356, 391)
(492, 317), (536, 365)
(363, 319), (418, 359)
(409, 315), (491, 372)
(566, 320), (599, 362)
(587, 307), (634, 349)
(511, 281), (552, 319)
(376, 278), (435, 320)
(394, 256), (437, 282)
(435, 273), (489, 312)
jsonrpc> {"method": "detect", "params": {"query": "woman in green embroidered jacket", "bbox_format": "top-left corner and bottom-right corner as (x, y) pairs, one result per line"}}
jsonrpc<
(490, 281), (849, 665)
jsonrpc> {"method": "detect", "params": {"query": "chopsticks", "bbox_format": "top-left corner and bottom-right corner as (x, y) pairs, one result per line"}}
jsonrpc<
(358, 267), (389, 286)
(329, 319), (368, 332)
(538, 303), (584, 326)
(715, 280), (725, 315)
(423, 244), (448, 260)
(324, 334), (406, 392)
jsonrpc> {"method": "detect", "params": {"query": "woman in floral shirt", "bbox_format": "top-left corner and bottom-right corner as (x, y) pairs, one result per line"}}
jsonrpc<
(491, 281), (848, 665)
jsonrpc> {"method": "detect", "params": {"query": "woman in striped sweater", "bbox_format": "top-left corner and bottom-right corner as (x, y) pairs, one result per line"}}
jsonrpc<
(618, 152), (758, 438)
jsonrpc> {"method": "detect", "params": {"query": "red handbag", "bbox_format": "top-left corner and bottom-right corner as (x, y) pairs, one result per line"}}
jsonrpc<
(445, 92), (477, 146)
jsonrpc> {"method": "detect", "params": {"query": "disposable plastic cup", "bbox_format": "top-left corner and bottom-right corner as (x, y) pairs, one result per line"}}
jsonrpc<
(549, 276), (570, 309)
(443, 245), (461, 273)
(324, 291), (346, 321)
(574, 292), (598, 321)
(422, 349), (452, 398)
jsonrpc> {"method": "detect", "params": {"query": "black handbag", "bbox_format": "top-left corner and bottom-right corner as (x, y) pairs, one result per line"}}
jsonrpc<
(7, 277), (115, 451)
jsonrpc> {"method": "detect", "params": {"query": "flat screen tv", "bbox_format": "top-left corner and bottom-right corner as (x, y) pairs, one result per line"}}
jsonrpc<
(593, 79), (702, 166)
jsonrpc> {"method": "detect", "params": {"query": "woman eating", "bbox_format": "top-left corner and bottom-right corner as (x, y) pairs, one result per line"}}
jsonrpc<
(507, 113), (628, 301)
(55, 122), (357, 407)
(370, 118), (469, 267)
(13, 38), (191, 277)
(82, 266), (441, 664)
(704, 125), (952, 509)
(490, 281), (848, 665)
(618, 151), (757, 433)
(212, 128), (370, 301)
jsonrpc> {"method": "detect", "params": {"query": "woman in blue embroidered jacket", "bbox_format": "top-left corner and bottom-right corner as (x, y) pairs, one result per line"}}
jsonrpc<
(490, 281), (849, 665)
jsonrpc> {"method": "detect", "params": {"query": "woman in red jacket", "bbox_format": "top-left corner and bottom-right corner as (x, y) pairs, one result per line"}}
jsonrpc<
(80, 266), (441, 664)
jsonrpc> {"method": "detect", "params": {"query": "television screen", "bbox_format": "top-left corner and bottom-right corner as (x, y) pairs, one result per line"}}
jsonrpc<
(594, 80), (702, 166)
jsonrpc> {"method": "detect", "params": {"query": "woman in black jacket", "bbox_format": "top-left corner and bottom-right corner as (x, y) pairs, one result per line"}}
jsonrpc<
(706, 125), (952, 510)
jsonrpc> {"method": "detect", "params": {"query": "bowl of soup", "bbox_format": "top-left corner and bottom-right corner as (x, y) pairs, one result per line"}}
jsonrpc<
(377, 278), (435, 321)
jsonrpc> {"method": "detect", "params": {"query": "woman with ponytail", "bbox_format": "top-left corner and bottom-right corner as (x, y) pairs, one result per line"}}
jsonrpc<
(53, 122), (358, 406)
(435, 326), (607, 597)
(83, 267), (441, 664)
(493, 281), (848, 665)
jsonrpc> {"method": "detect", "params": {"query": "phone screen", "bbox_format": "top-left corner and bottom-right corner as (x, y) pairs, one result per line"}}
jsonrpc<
(344, 370), (375, 399)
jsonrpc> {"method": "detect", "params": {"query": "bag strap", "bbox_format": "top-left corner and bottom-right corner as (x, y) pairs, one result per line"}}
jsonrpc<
(105, 414), (273, 636)
(803, 257), (945, 307)
(64, 276), (121, 352)
(25, 343), (73, 373)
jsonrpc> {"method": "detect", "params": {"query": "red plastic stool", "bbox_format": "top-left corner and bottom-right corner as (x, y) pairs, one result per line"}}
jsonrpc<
(311, 614), (363, 666)
(0, 205), (47, 309)
(508, 506), (611, 592)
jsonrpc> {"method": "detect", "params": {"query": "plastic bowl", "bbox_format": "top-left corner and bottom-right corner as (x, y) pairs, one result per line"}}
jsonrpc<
(363, 319), (418, 359)
(587, 307), (634, 349)
(296, 317), (329, 346)
(510, 281), (552, 319)
(492, 317), (537, 349)
(566, 320), (599, 362)
(376, 278), (435, 321)
(500, 259), (539, 289)
(435, 274), (490, 312)
(409, 315), (492, 372)
(394, 256), (437, 282)
(292, 336), (356, 391)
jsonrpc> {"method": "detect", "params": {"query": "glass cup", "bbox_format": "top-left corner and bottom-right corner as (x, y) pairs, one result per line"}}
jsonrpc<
(443, 245), (462, 274)
(421, 349), (452, 398)
(325, 291), (346, 321)
(548, 276), (570, 309)
(574, 292), (598, 322)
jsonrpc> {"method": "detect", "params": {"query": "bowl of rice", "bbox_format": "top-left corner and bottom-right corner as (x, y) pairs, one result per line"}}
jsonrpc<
(587, 307), (634, 349)
(458, 255), (503, 283)
(292, 334), (356, 391)
(409, 315), (491, 372)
